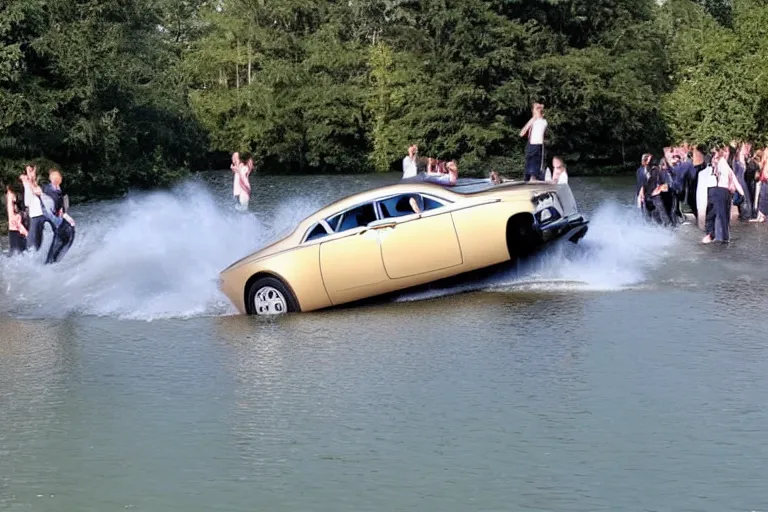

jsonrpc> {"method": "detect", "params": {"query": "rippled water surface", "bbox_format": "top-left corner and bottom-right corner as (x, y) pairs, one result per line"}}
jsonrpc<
(2, 173), (768, 511)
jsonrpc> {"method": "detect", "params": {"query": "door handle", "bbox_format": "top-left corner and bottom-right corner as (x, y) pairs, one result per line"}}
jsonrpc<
(371, 222), (396, 230)
(359, 222), (395, 235)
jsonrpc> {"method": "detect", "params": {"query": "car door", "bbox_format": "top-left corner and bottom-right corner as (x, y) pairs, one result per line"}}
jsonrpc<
(319, 201), (390, 305)
(376, 194), (463, 280)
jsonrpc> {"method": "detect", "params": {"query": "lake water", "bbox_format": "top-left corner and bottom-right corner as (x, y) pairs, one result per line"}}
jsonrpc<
(2, 173), (768, 512)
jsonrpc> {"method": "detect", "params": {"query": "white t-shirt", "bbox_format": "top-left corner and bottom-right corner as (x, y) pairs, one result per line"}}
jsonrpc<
(557, 171), (568, 184)
(529, 118), (547, 145)
(23, 182), (43, 218)
(699, 165), (717, 189)
(402, 156), (417, 179)
(715, 158), (733, 188)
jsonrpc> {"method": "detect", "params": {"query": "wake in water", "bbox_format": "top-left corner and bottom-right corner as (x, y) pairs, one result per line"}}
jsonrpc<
(0, 179), (324, 320)
(0, 180), (677, 320)
(396, 201), (678, 303)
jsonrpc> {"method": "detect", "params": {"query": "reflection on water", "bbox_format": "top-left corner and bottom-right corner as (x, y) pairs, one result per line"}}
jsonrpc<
(2, 175), (768, 512)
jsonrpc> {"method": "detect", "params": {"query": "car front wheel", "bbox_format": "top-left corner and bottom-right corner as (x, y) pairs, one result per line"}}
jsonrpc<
(246, 276), (299, 316)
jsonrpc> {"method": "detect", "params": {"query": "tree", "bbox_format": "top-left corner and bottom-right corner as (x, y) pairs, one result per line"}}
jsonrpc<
(1, 0), (205, 196)
(660, 0), (768, 146)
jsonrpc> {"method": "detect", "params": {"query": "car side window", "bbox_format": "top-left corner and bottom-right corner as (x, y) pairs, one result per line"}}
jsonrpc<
(336, 202), (378, 232)
(379, 194), (422, 218)
(423, 196), (445, 211)
(305, 223), (329, 242)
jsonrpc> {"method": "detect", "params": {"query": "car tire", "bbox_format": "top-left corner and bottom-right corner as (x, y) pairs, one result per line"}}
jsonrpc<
(246, 276), (300, 316)
(506, 215), (538, 260)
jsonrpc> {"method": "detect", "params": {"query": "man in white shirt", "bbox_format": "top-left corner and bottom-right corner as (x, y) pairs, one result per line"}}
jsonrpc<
(702, 149), (745, 244)
(519, 103), (548, 182)
(402, 144), (418, 179)
(20, 163), (45, 251)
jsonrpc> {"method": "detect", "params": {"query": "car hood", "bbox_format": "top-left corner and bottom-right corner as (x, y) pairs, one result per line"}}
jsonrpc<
(220, 235), (297, 274)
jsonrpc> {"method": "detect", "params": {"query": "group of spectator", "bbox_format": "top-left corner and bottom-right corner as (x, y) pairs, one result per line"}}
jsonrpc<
(635, 142), (768, 243)
(3, 162), (75, 263)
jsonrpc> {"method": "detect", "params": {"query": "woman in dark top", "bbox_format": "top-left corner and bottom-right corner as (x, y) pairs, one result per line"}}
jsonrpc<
(638, 164), (672, 226)
(732, 143), (752, 220)
(4, 183), (28, 255)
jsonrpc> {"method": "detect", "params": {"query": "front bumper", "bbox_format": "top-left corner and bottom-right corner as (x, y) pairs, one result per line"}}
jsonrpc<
(536, 213), (589, 244)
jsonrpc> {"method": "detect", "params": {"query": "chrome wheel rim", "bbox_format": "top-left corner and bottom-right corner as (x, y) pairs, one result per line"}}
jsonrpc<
(254, 286), (287, 315)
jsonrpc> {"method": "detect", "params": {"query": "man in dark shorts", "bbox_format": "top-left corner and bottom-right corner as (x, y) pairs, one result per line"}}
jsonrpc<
(519, 102), (548, 181)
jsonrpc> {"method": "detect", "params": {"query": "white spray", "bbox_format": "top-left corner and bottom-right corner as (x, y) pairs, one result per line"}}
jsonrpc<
(396, 201), (678, 302)
(0, 181), (677, 320)
(0, 180), (323, 320)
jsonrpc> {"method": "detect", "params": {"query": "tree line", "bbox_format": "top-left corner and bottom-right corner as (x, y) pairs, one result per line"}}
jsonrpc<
(0, 0), (763, 199)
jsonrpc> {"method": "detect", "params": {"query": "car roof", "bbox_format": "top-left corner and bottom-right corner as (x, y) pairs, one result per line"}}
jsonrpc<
(293, 176), (527, 233)
(231, 175), (536, 265)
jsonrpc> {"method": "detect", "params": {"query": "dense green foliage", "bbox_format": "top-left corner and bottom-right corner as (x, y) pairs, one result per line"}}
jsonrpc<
(661, 0), (768, 147)
(0, 0), (207, 197)
(0, 0), (764, 199)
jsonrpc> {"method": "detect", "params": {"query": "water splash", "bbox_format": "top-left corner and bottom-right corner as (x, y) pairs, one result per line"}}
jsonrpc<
(0, 182), (676, 320)
(396, 201), (678, 302)
(0, 180), (323, 321)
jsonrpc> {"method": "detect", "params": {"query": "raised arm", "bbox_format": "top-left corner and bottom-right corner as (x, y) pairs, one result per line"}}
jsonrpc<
(519, 117), (534, 138)
(729, 169), (745, 196)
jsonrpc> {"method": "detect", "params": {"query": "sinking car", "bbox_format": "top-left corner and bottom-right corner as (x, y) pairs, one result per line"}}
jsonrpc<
(219, 177), (589, 315)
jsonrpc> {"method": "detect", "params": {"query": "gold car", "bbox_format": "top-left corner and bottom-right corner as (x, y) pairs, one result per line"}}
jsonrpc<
(219, 177), (589, 315)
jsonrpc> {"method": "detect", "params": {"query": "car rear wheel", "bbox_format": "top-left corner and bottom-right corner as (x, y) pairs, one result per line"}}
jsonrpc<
(246, 276), (299, 316)
(506, 214), (539, 260)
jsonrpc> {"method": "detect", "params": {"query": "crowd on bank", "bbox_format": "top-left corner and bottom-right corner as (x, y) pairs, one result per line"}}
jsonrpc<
(401, 100), (767, 246)
(635, 143), (768, 243)
(3, 163), (76, 263)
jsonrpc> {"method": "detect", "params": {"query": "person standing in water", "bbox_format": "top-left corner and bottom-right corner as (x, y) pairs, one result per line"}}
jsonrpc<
(636, 153), (653, 208)
(32, 183), (76, 264)
(520, 102), (548, 182)
(43, 168), (68, 216)
(5, 183), (28, 255)
(702, 148), (745, 244)
(637, 164), (672, 226)
(733, 142), (753, 221)
(230, 151), (242, 205)
(21, 163), (45, 251)
(235, 153), (252, 211)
